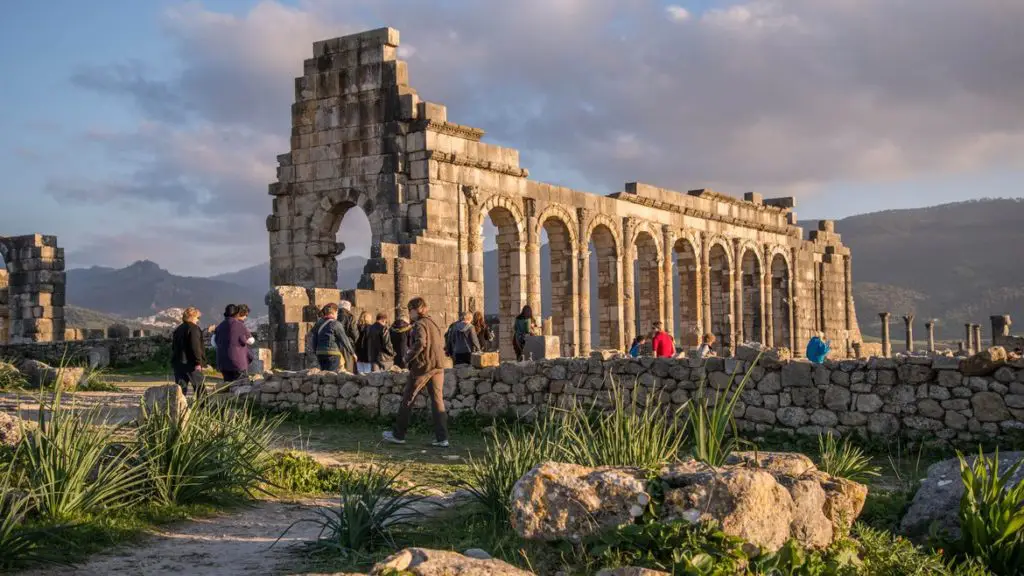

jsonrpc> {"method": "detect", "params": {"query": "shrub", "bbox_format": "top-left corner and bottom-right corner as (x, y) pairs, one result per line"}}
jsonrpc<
(265, 450), (352, 495)
(953, 449), (1024, 576)
(77, 368), (121, 392)
(138, 398), (282, 505)
(688, 360), (756, 467)
(0, 456), (68, 570)
(854, 524), (981, 576)
(589, 520), (750, 574)
(0, 360), (26, 390)
(817, 433), (881, 483)
(558, 377), (686, 470)
(21, 391), (146, 522)
(461, 415), (559, 528)
(285, 463), (426, 560)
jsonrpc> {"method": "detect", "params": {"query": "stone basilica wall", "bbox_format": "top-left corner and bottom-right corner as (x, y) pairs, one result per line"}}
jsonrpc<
(265, 28), (862, 369)
(0, 335), (171, 368)
(239, 352), (1024, 443)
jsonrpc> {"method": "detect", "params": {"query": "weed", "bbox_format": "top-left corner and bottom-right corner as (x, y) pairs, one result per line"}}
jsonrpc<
(952, 449), (1024, 576)
(265, 450), (352, 495)
(688, 359), (757, 467)
(817, 433), (881, 482)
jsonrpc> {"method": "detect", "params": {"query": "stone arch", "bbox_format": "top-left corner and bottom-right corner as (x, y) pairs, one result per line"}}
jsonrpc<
(536, 203), (578, 355)
(587, 219), (623, 351)
(478, 194), (527, 359)
(770, 251), (793, 350)
(707, 240), (732, 353)
(631, 224), (663, 337)
(740, 245), (764, 344)
(307, 188), (378, 288)
(673, 234), (701, 348)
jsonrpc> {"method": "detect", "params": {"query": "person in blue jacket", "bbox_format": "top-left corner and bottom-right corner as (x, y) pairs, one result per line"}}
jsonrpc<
(628, 334), (648, 358)
(806, 332), (831, 364)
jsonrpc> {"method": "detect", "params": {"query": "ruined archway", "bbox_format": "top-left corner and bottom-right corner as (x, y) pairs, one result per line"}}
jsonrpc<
(673, 236), (701, 348)
(771, 253), (793, 350)
(588, 222), (622, 351)
(482, 203), (526, 359)
(708, 242), (732, 353)
(633, 229), (663, 337)
(538, 207), (578, 356)
(741, 248), (764, 344)
(307, 189), (378, 290)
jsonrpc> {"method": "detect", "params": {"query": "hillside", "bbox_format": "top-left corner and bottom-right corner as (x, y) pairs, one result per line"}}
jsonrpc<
(210, 256), (368, 292)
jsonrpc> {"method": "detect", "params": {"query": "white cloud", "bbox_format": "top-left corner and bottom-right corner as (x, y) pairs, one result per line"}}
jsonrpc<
(665, 5), (690, 22)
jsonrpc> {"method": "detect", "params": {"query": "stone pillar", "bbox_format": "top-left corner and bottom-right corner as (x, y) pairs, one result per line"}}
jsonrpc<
(852, 341), (863, 358)
(0, 235), (66, 343)
(844, 255), (854, 332)
(267, 285), (312, 370)
(879, 312), (891, 358)
(972, 324), (983, 354)
(733, 240), (744, 344)
(958, 341), (965, 353)
(903, 314), (914, 353)
(578, 247), (592, 357)
(662, 225), (675, 337)
(991, 315), (1012, 346)
(965, 323), (974, 355)
(925, 320), (936, 353)
(762, 247), (773, 348)
(701, 236), (713, 337)
(621, 224), (636, 349)
(525, 200), (542, 324)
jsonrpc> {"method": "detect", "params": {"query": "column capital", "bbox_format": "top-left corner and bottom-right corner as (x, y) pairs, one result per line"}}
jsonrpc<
(879, 312), (891, 320)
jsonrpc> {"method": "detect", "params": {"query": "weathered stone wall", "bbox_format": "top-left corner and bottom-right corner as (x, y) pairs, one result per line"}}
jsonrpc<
(0, 335), (171, 368)
(265, 28), (862, 367)
(0, 235), (66, 344)
(242, 353), (1024, 442)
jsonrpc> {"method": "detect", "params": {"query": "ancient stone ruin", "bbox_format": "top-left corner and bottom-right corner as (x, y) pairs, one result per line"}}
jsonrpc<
(265, 27), (862, 369)
(0, 235), (66, 344)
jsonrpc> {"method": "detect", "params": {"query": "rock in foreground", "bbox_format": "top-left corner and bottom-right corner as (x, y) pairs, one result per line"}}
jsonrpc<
(511, 453), (867, 554)
(0, 411), (22, 448)
(370, 547), (533, 575)
(139, 384), (188, 422)
(900, 451), (1024, 540)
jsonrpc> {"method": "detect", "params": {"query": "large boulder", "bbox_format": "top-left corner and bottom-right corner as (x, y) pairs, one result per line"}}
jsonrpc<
(139, 384), (188, 422)
(900, 451), (1024, 540)
(659, 452), (866, 553)
(511, 461), (649, 543)
(87, 346), (111, 370)
(0, 411), (22, 449)
(16, 359), (86, 390)
(370, 548), (534, 575)
(961, 346), (1008, 377)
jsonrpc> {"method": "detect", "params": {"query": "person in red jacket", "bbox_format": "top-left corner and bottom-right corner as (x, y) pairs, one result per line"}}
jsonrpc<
(651, 322), (675, 358)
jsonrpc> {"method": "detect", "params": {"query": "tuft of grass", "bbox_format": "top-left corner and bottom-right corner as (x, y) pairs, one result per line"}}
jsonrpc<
(20, 390), (147, 522)
(688, 359), (756, 467)
(557, 377), (687, 470)
(138, 397), (283, 506)
(76, 368), (121, 392)
(953, 449), (1024, 576)
(0, 360), (27, 390)
(1, 451), (71, 570)
(282, 463), (427, 563)
(818, 433), (881, 482)
(265, 450), (353, 495)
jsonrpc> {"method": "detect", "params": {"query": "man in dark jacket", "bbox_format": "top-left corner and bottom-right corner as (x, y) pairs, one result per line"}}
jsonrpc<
(383, 297), (449, 447)
(338, 300), (360, 372)
(389, 314), (411, 369)
(445, 311), (481, 366)
(311, 303), (356, 371)
(213, 304), (253, 383)
(171, 306), (206, 396)
(366, 312), (396, 371)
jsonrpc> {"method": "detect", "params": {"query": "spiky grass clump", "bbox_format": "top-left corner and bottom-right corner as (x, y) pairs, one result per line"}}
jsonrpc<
(687, 360), (757, 467)
(818, 433), (881, 482)
(954, 449), (1024, 575)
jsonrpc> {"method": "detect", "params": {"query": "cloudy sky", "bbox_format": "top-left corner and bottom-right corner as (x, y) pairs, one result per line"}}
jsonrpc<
(1, 0), (1022, 276)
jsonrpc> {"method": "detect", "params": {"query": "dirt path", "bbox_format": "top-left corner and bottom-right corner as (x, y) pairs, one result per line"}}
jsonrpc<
(23, 499), (335, 576)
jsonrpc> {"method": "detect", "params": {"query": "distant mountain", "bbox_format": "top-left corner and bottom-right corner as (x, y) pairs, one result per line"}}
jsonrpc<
(66, 260), (267, 321)
(210, 256), (368, 292)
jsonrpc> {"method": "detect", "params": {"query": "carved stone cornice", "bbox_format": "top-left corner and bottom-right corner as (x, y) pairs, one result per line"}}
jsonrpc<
(426, 150), (528, 178)
(612, 193), (799, 238)
(416, 119), (485, 142)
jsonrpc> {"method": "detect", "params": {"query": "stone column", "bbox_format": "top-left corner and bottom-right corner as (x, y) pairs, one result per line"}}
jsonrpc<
(965, 323), (974, 355)
(925, 320), (936, 353)
(621, 220), (636, 348)
(662, 225), (675, 337)
(852, 341), (863, 358)
(972, 324), (983, 354)
(879, 312), (891, 358)
(903, 314), (914, 353)
(467, 205), (483, 284)
(578, 247), (592, 357)
(525, 200), (542, 324)
(762, 246), (774, 347)
(733, 239), (744, 344)
(844, 255), (854, 332)
(701, 235), (713, 336)
(991, 315), (1012, 347)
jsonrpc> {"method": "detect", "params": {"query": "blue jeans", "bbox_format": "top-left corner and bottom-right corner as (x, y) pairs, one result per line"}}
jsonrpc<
(318, 355), (341, 371)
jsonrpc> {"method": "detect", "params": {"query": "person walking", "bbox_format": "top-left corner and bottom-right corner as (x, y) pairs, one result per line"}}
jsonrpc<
(311, 303), (356, 371)
(383, 297), (449, 447)
(472, 311), (494, 352)
(513, 305), (534, 361)
(337, 301), (360, 372)
(171, 306), (207, 397)
(355, 311), (374, 374)
(389, 313), (412, 369)
(445, 311), (481, 366)
(696, 333), (717, 359)
(651, 321), (675, 358)
(213, 304), (254, 384)
(366, 312), (396, 371)
(806, 332), (832, 364)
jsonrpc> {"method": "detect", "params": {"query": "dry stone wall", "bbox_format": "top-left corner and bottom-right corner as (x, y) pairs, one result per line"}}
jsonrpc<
(0, 335), (171, 368)
(240, 352), (1024, 442)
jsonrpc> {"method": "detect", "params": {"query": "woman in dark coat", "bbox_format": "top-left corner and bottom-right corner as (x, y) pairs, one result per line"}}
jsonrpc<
(171, 306), (206, 396)
(513, 305), (533, 361)
(390, 313), (412, 369)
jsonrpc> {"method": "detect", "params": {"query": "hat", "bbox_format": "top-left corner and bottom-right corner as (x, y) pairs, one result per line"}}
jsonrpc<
(339, 300), (352, 311)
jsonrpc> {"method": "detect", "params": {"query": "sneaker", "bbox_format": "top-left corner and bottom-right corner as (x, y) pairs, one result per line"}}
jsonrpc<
(382, 431), (406, 445)
(431, 439), (450, 448)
